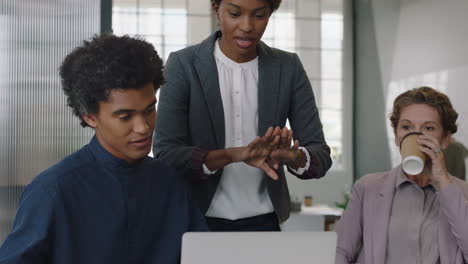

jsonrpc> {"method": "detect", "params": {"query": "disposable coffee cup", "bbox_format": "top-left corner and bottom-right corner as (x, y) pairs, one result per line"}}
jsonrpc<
(400, 132), (427, 175)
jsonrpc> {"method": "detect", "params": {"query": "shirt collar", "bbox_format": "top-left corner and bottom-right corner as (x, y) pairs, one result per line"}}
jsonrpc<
(214, 39), (258, 70)
(88, 135), (146, 170)
(395, 167), (438, 191)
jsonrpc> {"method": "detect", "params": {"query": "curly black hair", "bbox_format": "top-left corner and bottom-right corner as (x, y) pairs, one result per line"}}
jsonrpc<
(60, 34), (164, 127)
(211, 0), (282, 13)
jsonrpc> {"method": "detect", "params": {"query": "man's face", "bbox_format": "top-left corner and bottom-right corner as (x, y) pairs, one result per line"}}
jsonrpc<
(83, 82), (157, 164)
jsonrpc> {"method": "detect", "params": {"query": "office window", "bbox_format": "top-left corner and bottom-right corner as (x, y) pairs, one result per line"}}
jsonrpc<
(263, 0), (346, 170)
(0, 0), (99, 243)
(112, 0), (213, 61)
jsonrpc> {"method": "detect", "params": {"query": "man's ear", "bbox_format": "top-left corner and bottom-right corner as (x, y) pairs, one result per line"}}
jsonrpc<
(82, 114), (98, 128)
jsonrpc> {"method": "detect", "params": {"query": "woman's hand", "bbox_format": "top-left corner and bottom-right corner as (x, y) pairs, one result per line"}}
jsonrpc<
(417, 134), (452, 189)
(268, 127), (306, 170)
(228, 127), (280, 180)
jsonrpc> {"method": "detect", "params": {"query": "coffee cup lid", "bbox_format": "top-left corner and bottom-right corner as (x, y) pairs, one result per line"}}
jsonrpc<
(402, 155), (424, 175)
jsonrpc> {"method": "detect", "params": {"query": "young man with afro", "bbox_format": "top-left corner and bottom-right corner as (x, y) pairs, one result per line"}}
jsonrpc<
(0, 35), (207, 264)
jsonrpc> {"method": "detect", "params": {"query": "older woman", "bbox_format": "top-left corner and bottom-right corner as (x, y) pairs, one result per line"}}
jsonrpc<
(154, 0), (331, 231)
(336, 87), (468, 264)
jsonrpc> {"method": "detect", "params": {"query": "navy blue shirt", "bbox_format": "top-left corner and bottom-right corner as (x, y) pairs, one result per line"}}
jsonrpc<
(0, 136), (207, 264)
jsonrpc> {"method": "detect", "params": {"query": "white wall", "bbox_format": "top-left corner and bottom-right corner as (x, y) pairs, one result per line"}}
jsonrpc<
(376, 0), (468, 166)
(355, 0), (468, 175)
(285, 0), (354, 207)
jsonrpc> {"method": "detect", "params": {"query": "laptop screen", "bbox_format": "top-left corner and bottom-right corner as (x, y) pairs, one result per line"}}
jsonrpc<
(181, 231), (336, 264)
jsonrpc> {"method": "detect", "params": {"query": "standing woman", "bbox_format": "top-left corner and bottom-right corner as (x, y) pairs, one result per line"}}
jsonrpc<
(154, 0), (331, 231)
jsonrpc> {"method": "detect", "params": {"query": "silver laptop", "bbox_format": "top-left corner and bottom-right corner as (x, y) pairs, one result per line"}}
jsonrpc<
(181, 231), (336, 264)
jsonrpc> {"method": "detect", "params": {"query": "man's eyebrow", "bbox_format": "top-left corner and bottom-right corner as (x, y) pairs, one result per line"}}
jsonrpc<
(144, 99), (157, 109)
(253, 6), (268, 11)
(112, 109), (135, 116)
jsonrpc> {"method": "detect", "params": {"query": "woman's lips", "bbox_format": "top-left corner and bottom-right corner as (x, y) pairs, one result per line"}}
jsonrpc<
(235, 37), (254, 49)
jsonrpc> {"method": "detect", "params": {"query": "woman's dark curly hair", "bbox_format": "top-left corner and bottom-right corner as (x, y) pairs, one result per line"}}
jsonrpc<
(60, 34), (164, 127)
(211, 0), (282, 13)
(390, 86), (458, 136)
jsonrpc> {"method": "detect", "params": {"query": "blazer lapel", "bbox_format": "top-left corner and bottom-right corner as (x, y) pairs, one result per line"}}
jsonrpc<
(438, 213), (454, 263)
(193, 32), (225, 148)
(437, 177), (459, 264)
(257, 42), (280, 135)
(371, 167), (398, 264)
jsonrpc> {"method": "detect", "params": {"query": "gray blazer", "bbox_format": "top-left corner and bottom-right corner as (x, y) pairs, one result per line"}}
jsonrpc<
(154, 31), (332, 222)
(336, 166), (468, 264)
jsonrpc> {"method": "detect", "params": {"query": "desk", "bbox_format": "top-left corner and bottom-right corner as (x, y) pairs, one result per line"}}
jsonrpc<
(300, 204), (343, 231)
(282, 204), (343, 231)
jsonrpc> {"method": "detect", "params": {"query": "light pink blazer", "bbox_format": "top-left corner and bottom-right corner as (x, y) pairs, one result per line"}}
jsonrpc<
(335, 166), (468, 264)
